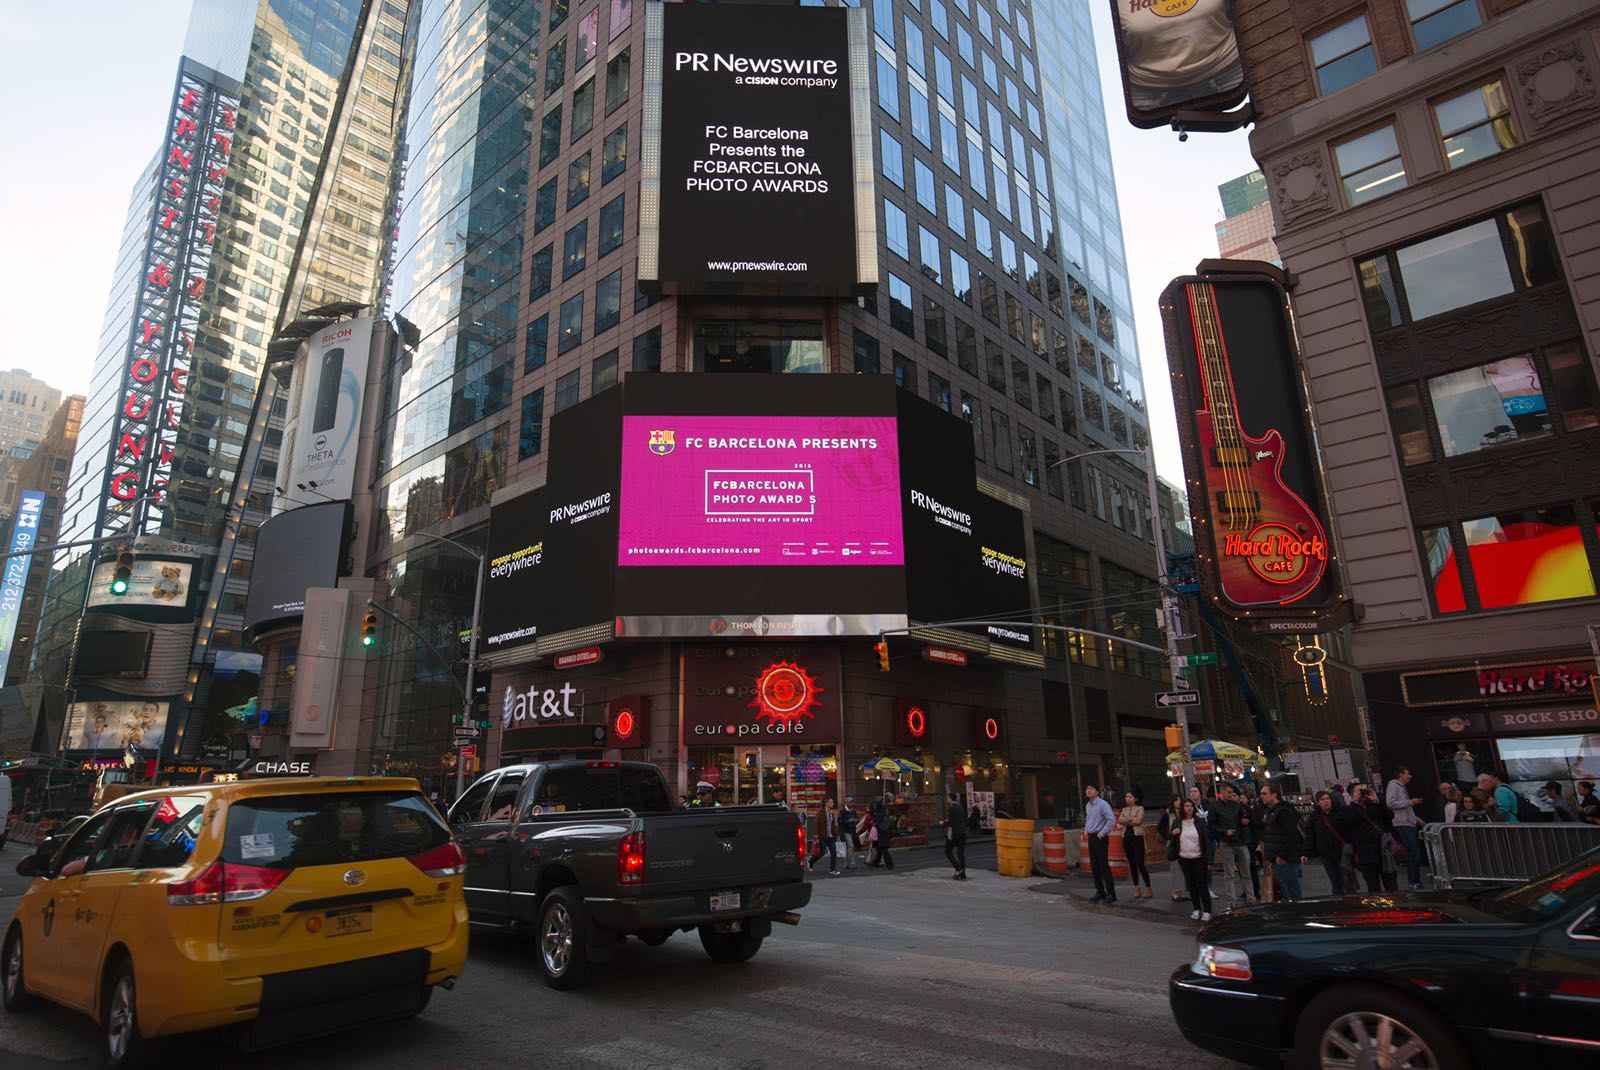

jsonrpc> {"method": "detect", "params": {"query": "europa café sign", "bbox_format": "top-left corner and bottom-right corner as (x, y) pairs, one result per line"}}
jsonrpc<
(1161, 265), (1344, 632)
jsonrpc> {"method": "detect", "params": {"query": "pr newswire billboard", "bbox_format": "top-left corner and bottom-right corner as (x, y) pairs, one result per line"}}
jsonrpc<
(640, 2), (875, 295)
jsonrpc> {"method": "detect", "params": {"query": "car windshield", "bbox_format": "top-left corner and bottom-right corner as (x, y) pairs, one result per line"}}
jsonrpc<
(1481, 845), (1600, 923)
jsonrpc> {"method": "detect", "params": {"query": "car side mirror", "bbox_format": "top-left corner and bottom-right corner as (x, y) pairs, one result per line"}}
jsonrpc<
(15, 854), (39, 877)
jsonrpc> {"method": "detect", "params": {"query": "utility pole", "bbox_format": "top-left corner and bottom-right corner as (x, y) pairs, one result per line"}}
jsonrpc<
(1142, 442), (1195, 794)
(458, 552), (486, 799)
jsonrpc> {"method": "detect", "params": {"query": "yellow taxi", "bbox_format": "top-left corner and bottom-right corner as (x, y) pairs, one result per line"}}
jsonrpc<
(2, 776), (467, 1067)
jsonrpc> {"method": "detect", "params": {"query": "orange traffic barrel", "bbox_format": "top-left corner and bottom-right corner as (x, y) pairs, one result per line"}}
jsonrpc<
(1042, 827), (1068, 875)
(1078, 830), (1131, 878)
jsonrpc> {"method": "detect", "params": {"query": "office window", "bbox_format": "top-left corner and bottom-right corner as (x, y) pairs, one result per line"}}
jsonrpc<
(524, 313), (549, 373)
(955, 319), (978, 377)
(610, 0), (632, 41)
(914, 159), (937, 212)
(931, 0), (949, 39)
(592, 349), (618, 393)
(1059, 387), (1078, 438)
(962, 391), (983, 458)
(881, 129), (905, 188)
(598, 194), (625, 256)
(1426, 356), (1548, 458)
(910, 76), (932, 148)
(1042, 438), (1063, 498)
(885, 198), (910, 260)
(1385, 384), (1433, 465)
(1004, 292), (1024, 341)
(978, 271), (999, 325)
(873, 0), (894, 46)
(571, 78), (595, 142)
(854, 328), (881, 374)
(546, 37), (568, 94)
(605, 48), (631, 114)
(519, 388), (545, 459)
(1024, 252), (1041, 300)
(534, 177), (558, 233)
(567, 151), (592, 208)
(1036, 373), (1054, 424)
(904, 16), (925, 74)
(551, 0), (569, 31)
(938, 111), (961, 172)
(982, 53), (999, 93)
(595, 269), (621, 333)
(918, 226), (943, 285)
(999, 231), (1018, 280)
(1018, 423), (1037, 486)
(934, 49), (954, 103)
(924, 295), (948, 357)
(632, 326), (662, 372)
(966, 137), (987, 198)
(1083, 389), (1104, 429)
(929, 371), (952, 412)
(602, 124), (628, 183)
(1550, 341), (1600, 433)
(563, 220), (588, 278)
(553, 368), (580, 413)
(990, 410), (1012, 472)
(949, 249), (972, 305)
(539, 105), (563, 168)
(1310, 16), (1376, 96)
(985, 339), (1007, 392)
(1334, 124), (1406, 206)
(529, 244), (553, 300)
(876, 52), (900, 120)
(558, 293), (584, 353)
(944, 184), (966, 237)
(894, 352), (917, 392)
(977, 5), (993, 43)
(957, 25), (974, 67)
(1011, 357), (1030, 408)
(1052, 328), (1070, 377)
(1408, 0), (1480, 50)
(973, 211), (993, 260)
(1436, 79), (1517, 170)
(992, 159), (1011, 219)
(1028, 314), (1046, 357)
(888, 273), (916, 337)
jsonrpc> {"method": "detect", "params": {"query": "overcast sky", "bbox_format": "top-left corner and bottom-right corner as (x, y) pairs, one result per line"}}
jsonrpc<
(0, 1), (1257, 484)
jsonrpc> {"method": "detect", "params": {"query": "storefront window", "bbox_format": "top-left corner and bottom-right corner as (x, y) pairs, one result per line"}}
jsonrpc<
(1499, 734), (1600, 817)
(685, 747), (736, 806)
(1432, 738), (1493, 790)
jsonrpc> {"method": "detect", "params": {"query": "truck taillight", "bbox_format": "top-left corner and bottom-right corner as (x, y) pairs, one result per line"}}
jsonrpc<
(618, 831), (646, 885)
(167, 861), (289, 905)
(409, 840), (466, 878)
(796, 821), (806, 867)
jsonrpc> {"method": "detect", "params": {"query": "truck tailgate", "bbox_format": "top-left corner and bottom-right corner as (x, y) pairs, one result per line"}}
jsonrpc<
(640, 807), (801, 893)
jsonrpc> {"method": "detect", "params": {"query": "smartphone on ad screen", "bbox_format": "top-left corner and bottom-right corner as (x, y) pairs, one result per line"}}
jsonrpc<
(312, 347), (344, 433)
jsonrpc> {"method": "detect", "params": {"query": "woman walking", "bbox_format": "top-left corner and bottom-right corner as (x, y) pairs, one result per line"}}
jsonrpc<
(1119, 790), (1152, 898)
(1175, 798), (1214, 921)
(1307, 791), (1349, 895)
(1157, 797), (1186, 901)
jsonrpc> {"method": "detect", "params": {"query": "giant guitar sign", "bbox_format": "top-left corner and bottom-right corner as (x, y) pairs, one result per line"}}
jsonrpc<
(1160, 266), (1344, 630)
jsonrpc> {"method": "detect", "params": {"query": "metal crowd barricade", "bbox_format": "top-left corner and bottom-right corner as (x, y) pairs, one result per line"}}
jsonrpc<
(1424, 821), (1600, 889)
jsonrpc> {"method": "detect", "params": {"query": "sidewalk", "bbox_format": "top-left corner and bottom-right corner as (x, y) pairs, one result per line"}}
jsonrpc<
(1040, 855), (1343, 925)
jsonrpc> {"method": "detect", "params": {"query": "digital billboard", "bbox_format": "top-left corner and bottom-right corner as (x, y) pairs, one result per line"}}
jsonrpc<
(617, 415), (903, 567)
(541, 389), (624, 639)
(482, 487), (546, 655)
(641, 2), (874, 295)
(280, 317), (375, 506)
(87, 559), (195, 610)
(1161, 268), (1343, 628)
(0, 490), (43, 682)
(1108, 0), (1248, 130)
(244, 501), (349, 630)
(62, 700), (171, 752)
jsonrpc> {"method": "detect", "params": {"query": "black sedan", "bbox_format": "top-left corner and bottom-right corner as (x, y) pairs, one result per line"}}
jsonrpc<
(1170, 847), (1600, 1068)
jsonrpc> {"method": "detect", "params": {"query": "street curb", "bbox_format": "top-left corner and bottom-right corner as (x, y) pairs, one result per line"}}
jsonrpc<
(1027, 879), (1206, 929)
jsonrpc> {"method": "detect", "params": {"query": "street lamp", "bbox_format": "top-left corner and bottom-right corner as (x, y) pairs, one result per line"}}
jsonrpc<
(1048, 442), (1196, 793)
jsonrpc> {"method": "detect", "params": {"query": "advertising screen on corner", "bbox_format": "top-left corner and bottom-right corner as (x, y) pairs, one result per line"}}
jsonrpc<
(652, 4), (861, 294)
(617, 415), (904, 567)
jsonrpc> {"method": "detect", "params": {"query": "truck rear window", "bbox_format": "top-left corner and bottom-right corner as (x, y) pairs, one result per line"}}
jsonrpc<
(527, 766), (673, 816)
(223, 791), (448, 869)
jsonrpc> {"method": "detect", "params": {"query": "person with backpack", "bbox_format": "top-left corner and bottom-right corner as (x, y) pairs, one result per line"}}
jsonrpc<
(1258, 783), (1304, 901)
(1307, 790), (1350, 895)
(1384, 766), (1425, 890)
(1478, 772), (1525, 824)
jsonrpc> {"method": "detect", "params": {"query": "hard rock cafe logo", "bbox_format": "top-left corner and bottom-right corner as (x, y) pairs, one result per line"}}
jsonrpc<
(1223, 523), (1329, 585)
(1130, 0), (1199, 16)
(1441, 717), (1473, 735)
(648, 429), (676, 457)
(749, 661), (823, 726)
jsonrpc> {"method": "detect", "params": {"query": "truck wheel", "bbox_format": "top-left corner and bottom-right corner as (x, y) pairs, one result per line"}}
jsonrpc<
(636, 929), (672, 947)
(699, 925), (764, 964)
(2, 925), (38, 1012)
(537, 886), (592, 990)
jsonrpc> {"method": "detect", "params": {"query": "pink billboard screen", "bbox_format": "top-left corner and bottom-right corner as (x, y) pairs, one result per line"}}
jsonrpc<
(618, 415), (904, 567)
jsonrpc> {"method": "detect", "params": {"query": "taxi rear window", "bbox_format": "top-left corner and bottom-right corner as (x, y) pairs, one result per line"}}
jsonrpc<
(223, 791), (448, 869)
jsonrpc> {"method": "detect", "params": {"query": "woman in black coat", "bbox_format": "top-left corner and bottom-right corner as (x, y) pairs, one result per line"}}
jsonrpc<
(1339, 786), (1396, 893)
(1306, 790), (1349, 894)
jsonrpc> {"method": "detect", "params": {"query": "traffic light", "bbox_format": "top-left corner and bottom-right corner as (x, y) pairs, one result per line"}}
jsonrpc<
(110, 547), (135, 596)
(875, 640), (890, 672)
(1164, 723), (1183, 751)
(360, 609), (379, 648)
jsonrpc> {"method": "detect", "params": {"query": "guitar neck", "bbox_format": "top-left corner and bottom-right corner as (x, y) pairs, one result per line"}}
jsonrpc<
(1188, 283), (1257, 528)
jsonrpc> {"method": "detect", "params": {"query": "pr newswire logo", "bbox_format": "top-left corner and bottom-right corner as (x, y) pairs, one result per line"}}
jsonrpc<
(550, 492), (612, 526)
(674, 52), (839, 76)
(909, 488), (973, 536)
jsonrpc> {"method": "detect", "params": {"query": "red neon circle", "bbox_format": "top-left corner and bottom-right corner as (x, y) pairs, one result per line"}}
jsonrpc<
(983, 717), (1000, 741)
(614, 709), (635, 739)
(906, 706), (927, 738)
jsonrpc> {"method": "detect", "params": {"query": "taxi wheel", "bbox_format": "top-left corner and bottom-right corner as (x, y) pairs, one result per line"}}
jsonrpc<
(2, 925), (38, 1012)
(537, 887), (592, 990)
(698, 926), (764, 964)
(102, 959), (150, 1069)
(1295, 983), (1466, 1070)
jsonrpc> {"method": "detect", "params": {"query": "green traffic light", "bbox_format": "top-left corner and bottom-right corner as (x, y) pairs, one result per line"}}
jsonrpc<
(110, 579), (129, 595)
(362, 634), (375, 647)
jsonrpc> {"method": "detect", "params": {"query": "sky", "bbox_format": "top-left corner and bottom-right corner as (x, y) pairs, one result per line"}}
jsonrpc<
(0, 1), (1257, 487)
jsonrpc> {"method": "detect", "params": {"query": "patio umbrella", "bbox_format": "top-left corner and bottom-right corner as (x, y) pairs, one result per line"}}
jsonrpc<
(1165, 739), (1256, 763)
(861, 756), (925, 775)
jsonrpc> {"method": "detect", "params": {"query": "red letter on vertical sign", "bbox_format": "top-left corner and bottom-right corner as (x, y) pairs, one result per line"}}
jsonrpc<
(110, 471), (140, 501)
(173, 116), (198, 140)
(139, 320), (161, 346)
(169, 367), (188, 395)
(167, 176), (186, 199)
(122, 393), (152, 420)
(187, 276), (206, 299)
(168, 146), (192, 171)
(147, 264), (172, 289)
(116, 433), (146, 462)
(130, 358), (159, 383)
(211, 133), (231, 156)
(179, 88), (200, 112)
(160, 207), (180, 230)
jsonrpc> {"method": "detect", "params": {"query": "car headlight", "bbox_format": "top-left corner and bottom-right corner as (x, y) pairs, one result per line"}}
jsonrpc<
(1191, 943), (1252, 982)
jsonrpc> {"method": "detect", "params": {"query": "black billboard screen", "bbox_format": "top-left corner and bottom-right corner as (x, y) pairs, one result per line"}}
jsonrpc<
(648, 4), (865, 295)
(482, 487), (546, 656)
(75, 630), (153, 677)
(970, 493), (1032, 649)
(244, 502), (348, 630)
(541, 388), (624, 638)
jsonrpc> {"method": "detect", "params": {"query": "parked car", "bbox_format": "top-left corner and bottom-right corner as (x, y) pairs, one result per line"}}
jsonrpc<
(449, 760), (811, 988)
(1170, 846), (1600, 1068)
(4, 777), (467, 1068)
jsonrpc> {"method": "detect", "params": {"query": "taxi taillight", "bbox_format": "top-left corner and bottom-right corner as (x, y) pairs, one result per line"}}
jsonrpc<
(618, 831), (645, 885)
(167, 861), (289, 906)
(409, 841), (466, 878)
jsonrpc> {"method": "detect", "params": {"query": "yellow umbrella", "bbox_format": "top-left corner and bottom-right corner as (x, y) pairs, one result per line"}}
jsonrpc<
(1166, 740), (1256, 763)
(862, 757), (924, 774)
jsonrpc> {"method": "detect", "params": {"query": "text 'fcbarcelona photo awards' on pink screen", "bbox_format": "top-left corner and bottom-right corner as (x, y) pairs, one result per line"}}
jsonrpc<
(617, 415), (904, 567)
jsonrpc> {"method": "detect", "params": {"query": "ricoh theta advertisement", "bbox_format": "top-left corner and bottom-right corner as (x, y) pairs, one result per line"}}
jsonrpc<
(616, 415), (904, 568)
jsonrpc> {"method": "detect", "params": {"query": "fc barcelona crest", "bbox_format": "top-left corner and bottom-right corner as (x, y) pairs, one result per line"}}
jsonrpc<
(647, 429), (676, 457)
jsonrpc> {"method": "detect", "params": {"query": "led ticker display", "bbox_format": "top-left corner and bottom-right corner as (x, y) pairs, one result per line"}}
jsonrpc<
(616, 415), (904, 567)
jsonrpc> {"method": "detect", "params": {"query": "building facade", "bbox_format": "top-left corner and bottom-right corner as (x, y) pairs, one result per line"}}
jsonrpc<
(0, 370), (63, 459)
(1214, 170), (1280, 264)
(349, 0), (1210, 819)
(33, 0), (411, 768)
(1234, 0), (1600, 813)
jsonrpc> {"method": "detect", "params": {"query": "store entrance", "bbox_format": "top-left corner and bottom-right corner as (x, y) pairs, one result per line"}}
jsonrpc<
(686, 744), (839, 812)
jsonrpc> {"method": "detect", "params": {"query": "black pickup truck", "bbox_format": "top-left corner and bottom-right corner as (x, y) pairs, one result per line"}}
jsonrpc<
(447, 760), (812, 988)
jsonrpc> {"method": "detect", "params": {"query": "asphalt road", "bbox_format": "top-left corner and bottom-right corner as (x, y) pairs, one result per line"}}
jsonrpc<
(0, 841), (1241, 1069)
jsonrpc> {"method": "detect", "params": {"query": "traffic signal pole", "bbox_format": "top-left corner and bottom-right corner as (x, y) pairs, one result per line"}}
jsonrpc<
(1143, 441), (1195, 795)
(457, 552), (486, 799)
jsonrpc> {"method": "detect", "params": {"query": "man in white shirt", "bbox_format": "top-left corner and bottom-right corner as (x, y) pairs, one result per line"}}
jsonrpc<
(1385, 766), (1425, 890)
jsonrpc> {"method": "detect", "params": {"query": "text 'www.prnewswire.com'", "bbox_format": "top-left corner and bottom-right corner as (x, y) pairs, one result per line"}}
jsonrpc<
(707, 260), (808, 273)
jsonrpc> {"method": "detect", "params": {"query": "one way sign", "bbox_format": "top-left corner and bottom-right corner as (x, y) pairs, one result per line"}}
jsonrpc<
(1156, 690), (1200, 708)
